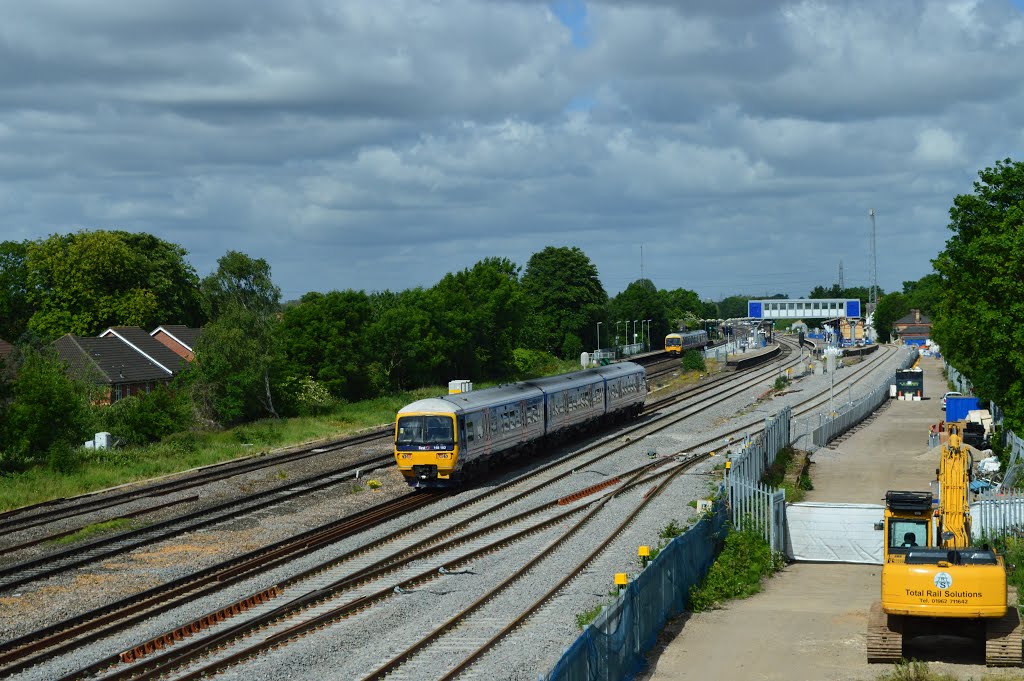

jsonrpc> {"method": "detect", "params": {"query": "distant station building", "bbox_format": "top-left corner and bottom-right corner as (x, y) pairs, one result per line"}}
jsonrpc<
(892, 309), (932, 346)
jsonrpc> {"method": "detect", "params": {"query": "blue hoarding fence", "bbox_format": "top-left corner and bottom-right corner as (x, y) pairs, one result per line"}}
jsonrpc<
(541, 498), (728, 681)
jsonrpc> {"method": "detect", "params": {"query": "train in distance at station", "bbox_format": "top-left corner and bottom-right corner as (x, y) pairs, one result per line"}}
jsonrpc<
(392, 362), (647, 489)
(663, 329), (709, 355)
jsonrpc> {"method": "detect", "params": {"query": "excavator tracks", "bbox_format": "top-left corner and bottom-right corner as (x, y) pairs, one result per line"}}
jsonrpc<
(866, 601), (904, 663)
(985, 607), (1024, 667)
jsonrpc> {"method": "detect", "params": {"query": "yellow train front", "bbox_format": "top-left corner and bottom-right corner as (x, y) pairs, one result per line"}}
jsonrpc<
(664, 329), (709, 355)
(393, 363), (647, 488)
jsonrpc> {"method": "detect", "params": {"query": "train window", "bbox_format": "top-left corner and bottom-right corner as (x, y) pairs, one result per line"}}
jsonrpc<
(396, 416), (423, 444)
(466, 420), (475, 443)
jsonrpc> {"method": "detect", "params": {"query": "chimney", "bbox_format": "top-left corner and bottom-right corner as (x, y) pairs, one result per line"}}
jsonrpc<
(914, 309), (920, 323)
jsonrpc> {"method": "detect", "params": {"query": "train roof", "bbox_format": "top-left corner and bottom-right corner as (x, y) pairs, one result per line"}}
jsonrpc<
(398, 382), (545, 416)
(592, 362), (645, 379)
(396, 362), (644, 417)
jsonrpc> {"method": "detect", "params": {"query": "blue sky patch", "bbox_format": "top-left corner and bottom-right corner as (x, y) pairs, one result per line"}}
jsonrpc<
(551, 0), (590, 48)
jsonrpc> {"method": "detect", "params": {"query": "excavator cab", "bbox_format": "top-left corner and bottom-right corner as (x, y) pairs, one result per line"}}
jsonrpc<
(868, 426), (1022, 666)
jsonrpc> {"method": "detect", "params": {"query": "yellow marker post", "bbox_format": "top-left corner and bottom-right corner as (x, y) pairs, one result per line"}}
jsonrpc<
(614, 572), (628, 586)
(638, 545), (650, 567)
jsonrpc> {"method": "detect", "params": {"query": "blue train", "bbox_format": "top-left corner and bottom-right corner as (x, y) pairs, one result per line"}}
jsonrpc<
(393, 362), (647, 488)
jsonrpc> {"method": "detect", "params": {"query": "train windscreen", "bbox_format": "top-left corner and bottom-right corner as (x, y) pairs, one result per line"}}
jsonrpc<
(396, 415), (455, 448)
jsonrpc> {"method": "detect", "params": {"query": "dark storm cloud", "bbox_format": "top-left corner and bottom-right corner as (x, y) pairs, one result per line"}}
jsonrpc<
(1, 0), (1022, 301)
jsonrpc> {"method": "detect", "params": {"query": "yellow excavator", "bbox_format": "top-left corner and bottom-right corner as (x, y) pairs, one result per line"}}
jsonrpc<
(867, 423), (1023, 665)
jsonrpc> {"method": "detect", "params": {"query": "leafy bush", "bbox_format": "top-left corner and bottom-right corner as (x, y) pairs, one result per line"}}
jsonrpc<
(293, 377), (335, 416)
(162, 431), (203, 457)
(575, 603), (604, 629)
(47, 440), (81, 474)
(96, 384), (192, 446)
(682, 350), (706, 372)
(512, 348), (565, 377)
(689, 526), (784, 612)
(659, 519), (686, 540)
(773, 374), (791, 391)
(232, 422), (283, 447)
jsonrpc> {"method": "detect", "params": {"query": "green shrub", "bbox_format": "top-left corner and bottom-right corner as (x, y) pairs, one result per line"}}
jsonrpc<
(659, 519), (686, 540)
(293, 377), (335, 416)
(47, 440), (81, 474)
(367, 479), (382, 489)
(689, 527), (784, 612)
(682, 350), (705, 372)
(512, 348), (567, 377)
(233, 422), (283, 446)
(575, 603), (604, 629)
(773, 374), (791, 391)
(96, 384), (192, 446)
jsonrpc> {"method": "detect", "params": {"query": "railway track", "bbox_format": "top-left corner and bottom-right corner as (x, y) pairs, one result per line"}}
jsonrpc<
(1, 339), (904, 680)
(0, 427), (393, 538)
(0, 340), (806, 678)
(0, 454), (394, 592)
(0, 343), (790, 576)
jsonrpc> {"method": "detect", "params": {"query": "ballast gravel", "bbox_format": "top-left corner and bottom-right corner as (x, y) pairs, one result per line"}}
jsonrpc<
(1, 343), (914, 681)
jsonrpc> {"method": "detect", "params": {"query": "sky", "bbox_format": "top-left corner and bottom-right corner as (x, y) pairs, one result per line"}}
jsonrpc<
(2, 1), (1023, 303)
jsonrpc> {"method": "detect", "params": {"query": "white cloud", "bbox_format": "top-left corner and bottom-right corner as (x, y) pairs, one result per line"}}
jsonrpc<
(0, 0), (1021, 300)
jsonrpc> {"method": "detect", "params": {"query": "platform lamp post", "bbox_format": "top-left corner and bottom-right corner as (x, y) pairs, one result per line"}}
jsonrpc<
(596, 321), (602, 354)
(633, 319), (639, 348)
(617, 320), (624, 348)
(646, 319), (652, 351)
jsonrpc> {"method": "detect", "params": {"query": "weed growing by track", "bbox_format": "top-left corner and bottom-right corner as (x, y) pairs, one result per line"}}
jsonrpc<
(48, 517), (135, 544)
(688, 526), (784, 612)
(761, 446), (811, 503)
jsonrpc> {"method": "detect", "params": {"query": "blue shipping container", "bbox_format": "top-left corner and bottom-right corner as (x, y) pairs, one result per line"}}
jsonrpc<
(946, 396), (980, 422)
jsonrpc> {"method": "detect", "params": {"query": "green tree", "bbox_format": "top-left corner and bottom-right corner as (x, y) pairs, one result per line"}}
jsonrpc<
(200, 250), (281, 319)
(0, 241), (31, 342)
(901, 273), (943, 316)
(608, 279), (668, 348)
(872, 292), (908, 343)
(23, 230), (203, 340)
(0, 346), (98, 472)
(281, 290), (373, 400)
(191, 304), (288, 424)
(365, 288), (441, 392)
(716, 295), (751, 319)
(193, 251), (286, 423)
(659, 287), (704, 332)
(430, 257), (524, 379)
(932, 158), (1024, 431)
(521, 246), (606, 358)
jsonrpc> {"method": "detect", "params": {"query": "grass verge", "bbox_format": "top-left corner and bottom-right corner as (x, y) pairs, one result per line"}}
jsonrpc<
(0, 386), (445, 512)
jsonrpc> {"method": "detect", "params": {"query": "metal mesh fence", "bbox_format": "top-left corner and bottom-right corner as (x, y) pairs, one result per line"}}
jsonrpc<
(796, 348), (917, 450)
(541, 499), (728, 681)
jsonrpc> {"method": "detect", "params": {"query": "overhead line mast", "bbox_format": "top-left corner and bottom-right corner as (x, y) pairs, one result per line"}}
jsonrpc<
(869, 208), (878, 309)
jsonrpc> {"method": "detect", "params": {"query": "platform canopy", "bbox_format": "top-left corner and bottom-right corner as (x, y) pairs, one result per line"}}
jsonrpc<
(748, 299), (860, 320)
